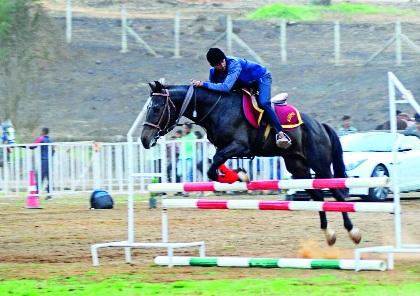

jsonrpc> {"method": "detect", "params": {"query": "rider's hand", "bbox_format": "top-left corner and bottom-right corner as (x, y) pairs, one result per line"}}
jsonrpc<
(190, 79), (203, 87)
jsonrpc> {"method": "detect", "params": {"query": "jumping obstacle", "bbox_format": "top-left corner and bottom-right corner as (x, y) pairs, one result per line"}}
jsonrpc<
(154, 256), (387, 271)
(148, 177), (389, 193)
(151, 177), (392, 271)
(161, 199), (394, 213)
(90, 72), (419, 271)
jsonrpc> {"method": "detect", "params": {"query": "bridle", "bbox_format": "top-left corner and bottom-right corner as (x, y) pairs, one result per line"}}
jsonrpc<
(143, 89), (177, 137)
(143, 85), (222, 138)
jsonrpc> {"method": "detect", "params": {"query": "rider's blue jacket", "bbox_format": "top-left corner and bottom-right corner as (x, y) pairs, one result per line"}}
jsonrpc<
(202, 56), (267, 93)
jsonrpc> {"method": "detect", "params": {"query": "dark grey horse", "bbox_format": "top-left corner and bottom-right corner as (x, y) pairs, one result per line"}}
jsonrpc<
(141, 81), (361, 245)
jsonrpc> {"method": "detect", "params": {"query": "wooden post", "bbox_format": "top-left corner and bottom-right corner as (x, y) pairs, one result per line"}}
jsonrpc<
(66, 0), (72, 44)
(174, 12), (181, 58)
(280, 19), (287, 63)
(395, 21), (402, 66)
(334, 21), (341, 66)
(121, 3), (128, 53)
(226, 16), (233, 55)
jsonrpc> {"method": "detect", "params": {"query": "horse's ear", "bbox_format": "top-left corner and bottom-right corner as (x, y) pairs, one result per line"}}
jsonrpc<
(148, 82), (155, 92)
(154, 80), (163, 92)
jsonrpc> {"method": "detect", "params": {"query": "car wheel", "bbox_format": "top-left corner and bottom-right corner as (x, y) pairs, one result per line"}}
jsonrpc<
(363, 165), (389, 202)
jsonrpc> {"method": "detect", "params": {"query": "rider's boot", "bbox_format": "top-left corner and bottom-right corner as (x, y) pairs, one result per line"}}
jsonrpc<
(276, 131), (292, 149)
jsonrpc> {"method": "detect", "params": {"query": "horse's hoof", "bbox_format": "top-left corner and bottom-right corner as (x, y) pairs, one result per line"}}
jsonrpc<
(348, 227), (362, 244)
(323, 228), (336, 246)
(237, 170), (249, 182)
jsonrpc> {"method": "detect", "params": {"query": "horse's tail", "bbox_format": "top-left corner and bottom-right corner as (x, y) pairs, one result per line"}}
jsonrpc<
(322, 123), (347, 178)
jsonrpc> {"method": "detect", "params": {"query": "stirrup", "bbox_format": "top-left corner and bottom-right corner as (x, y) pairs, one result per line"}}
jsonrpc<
(276, 132), (292, 149)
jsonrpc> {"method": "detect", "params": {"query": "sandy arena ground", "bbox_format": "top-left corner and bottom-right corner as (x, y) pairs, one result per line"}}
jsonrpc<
(1, 193), (419, 282)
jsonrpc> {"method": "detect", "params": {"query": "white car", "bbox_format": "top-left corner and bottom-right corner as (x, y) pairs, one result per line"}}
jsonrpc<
(342, 132), (420, 202)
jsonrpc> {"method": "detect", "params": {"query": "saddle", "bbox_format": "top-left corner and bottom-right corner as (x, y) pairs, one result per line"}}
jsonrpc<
(242, 89), (303, 131)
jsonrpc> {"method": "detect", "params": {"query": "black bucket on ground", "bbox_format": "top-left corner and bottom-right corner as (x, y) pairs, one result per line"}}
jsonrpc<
(90, 189), (114, 209)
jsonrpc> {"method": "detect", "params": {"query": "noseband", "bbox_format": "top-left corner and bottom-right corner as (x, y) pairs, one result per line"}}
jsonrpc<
(143, 90), (176, 136)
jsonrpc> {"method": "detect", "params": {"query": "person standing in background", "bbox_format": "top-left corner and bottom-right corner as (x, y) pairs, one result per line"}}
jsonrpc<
(167, 129), (182, 183)
(32, 127), (54, 200)
(194, 131), (204, 179)
(1, 118), (16, 162)
(404, 113), (420, 138)
(1, 118), (16, 145)
(337, 115), (358, 136)
(179, 123), (196, 182)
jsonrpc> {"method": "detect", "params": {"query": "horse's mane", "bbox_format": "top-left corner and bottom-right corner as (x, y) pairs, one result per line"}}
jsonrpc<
(165, 84), (242, 98)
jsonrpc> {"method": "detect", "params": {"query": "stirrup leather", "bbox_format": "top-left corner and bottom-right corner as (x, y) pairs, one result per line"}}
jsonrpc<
(276, 132), (292, 148)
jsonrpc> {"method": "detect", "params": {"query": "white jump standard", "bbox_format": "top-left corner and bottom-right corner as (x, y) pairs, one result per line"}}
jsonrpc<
(90, 98), (206, 266)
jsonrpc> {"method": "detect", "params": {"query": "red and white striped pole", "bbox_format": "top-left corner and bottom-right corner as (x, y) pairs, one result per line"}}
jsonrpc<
(161, 199), (394, 213)
(148, 177), (389, 193)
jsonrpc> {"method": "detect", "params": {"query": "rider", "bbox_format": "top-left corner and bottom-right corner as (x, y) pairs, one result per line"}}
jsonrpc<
(191, 48), (291, 149)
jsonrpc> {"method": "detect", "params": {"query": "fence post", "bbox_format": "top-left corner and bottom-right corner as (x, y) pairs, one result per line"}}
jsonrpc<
(395, 21), (402, 66)
(174, 11), (181, 58)
(2, 147), (9, 195)
(334, 21), (341, 66)
(93, 143), (101, 189)
(66, 0), (72, 43)
(280, 19), (287, 63)
(121, 3), (128, 53)
(226, 15), (233, 55)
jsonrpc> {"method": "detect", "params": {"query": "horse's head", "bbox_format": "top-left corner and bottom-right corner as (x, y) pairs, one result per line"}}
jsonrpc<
(141, 81), (177, 149)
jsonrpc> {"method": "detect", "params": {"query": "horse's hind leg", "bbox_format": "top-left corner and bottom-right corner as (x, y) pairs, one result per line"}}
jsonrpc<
(330, 188), (361, 244)
(283, 157), (336, 246)
(305, 188), (337, 246)
(313, 166), (361, 245)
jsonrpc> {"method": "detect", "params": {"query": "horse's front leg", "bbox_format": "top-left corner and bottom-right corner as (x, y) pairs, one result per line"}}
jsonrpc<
(207, 143), (249, 181)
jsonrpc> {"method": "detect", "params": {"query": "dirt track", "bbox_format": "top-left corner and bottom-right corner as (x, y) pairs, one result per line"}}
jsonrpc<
(1, 194), (419, 281)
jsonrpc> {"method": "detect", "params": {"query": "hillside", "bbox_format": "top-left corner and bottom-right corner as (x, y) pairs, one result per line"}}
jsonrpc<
(12, 1), (420, 141)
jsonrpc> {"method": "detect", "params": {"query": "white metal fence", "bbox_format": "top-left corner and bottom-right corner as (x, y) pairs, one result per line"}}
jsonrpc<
(0, 139), (283, 197)
(52, 1), (420, 66)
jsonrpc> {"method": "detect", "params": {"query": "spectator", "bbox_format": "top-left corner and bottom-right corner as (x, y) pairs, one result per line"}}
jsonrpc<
(0, 116), (5, 144)
(398, 112), (415, 127)
(1, 118), (16, 145)
(376, 110), (408, 130)
(404, 113), (420, 138)
(1, 118), (16, 162)
(337, 115), (358, 136)
(0, 118), (3, 167)
(179, 122), (196, 182)
(32, 127), (54, 200)
(194, 131), (204, 178)
(167, 129), (182, 182)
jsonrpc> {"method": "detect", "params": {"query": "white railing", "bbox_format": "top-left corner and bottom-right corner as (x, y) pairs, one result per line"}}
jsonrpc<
(0, 139), (284, 197)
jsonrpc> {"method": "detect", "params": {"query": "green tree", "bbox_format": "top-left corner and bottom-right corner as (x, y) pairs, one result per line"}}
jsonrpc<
(0, 0), (58, 133)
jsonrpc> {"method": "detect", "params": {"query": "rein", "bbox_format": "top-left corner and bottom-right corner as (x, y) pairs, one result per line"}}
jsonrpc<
(196, 94), (222, 124)
(144, 85), (223, 135)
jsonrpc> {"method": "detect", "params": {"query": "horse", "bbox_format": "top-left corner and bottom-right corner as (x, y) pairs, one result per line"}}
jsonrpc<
(141, 81), (361, 246)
